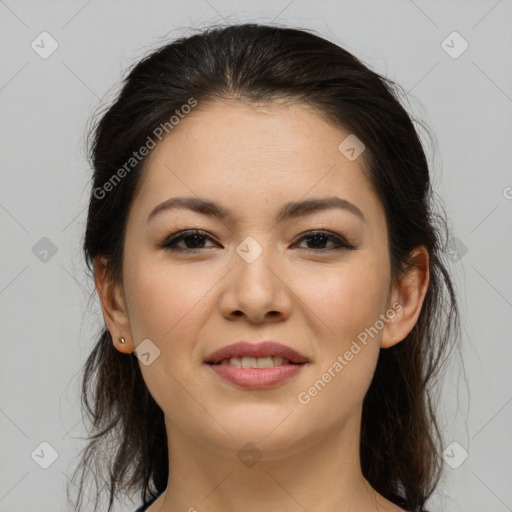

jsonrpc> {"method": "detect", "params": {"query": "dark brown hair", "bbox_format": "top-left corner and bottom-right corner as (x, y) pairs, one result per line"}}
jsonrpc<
(69, 22), (460, 512)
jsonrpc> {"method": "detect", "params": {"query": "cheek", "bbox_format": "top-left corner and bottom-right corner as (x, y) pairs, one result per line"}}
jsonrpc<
(303, 257), (390, 344)
(123, 258), (212, 409)
(123, 254), (211, 342)
(296, 262), (386, 423)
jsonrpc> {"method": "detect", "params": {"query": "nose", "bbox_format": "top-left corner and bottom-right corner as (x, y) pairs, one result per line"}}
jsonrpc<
(218, 241), (292, 324)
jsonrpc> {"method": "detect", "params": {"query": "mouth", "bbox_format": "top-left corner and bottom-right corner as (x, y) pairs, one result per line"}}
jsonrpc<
(204, 341), (308, 389)
(208, 355), (303, 368)
(204, 340), (309, 365)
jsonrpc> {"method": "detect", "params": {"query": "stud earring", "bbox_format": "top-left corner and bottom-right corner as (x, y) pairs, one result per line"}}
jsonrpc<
(119, 337), (126, 344)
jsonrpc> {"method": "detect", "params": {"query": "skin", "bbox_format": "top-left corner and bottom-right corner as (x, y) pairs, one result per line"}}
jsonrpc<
(95, 99), (429, 512)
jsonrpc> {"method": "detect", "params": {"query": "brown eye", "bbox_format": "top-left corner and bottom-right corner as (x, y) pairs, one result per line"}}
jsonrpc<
(294, 231), (354, 251)
(159, 229), (355, 252)
(160, 230), (218, 251)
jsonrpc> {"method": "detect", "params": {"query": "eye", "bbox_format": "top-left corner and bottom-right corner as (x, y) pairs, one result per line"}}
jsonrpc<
(160, 229), (354, 252)
(159, 229), (355, 252)
(293, 230), (355, 251)
(159, 230), (219, 251)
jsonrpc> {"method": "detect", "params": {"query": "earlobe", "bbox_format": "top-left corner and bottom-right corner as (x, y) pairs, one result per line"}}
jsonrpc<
(381, 246), (430, 349)
(93, 256), (134, 354)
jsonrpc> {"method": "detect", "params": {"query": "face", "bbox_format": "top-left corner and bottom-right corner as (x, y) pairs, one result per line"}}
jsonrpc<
(111, 99), (402, 459)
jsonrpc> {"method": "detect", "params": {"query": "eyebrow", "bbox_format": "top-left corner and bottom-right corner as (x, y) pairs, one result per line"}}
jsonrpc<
(147, 195), (366, 224)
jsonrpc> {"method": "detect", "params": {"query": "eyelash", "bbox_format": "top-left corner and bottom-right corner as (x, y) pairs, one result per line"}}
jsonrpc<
(159, 229), (355, 252)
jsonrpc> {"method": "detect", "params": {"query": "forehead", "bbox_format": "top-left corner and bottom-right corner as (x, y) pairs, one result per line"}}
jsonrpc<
(147, 99), (358, 171)
(131, 99), (384, 226)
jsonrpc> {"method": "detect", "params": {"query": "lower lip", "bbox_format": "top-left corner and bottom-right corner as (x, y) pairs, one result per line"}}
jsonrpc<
(206, 363), (306, 389)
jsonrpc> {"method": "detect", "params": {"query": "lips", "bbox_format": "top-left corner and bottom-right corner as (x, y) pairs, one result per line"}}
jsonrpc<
(204, 341), (309, 365)
(205, 341), (308, 389)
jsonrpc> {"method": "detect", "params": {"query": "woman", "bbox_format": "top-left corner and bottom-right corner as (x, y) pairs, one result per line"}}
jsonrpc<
(70, 23), (459, 512)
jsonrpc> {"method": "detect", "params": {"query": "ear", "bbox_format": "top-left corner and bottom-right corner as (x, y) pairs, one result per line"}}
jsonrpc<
(93, 256), (134, 354)
(381, 246), (430, 349)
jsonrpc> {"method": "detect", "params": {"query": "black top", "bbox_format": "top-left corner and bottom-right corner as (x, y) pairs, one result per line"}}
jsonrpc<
(134, 494), (159, 512)
(134, 493), (427, 511)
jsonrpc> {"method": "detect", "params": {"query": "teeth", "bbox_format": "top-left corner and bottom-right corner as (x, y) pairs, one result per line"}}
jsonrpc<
(219, 356), (288, 368)
(230, 357), (242, 368)
(257, 356), (277, 368)
(241, 357), (257, 368)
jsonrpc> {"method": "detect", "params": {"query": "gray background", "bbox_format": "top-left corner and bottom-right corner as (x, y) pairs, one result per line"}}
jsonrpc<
(1, 0), (511, 511)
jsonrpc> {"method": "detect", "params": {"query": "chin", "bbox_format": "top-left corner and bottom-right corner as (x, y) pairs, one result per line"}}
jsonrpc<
(197, 412), (315, 459)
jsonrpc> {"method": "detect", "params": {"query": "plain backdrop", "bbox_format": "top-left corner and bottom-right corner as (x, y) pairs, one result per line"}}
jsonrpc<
(1, 1), (511, 511)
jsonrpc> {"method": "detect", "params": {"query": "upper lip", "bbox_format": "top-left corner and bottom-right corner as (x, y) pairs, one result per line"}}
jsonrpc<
(205, 341), (308, 364)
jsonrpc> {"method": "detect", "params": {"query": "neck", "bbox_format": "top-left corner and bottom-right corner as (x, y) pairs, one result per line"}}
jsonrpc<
(150, 408), (400, 512)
